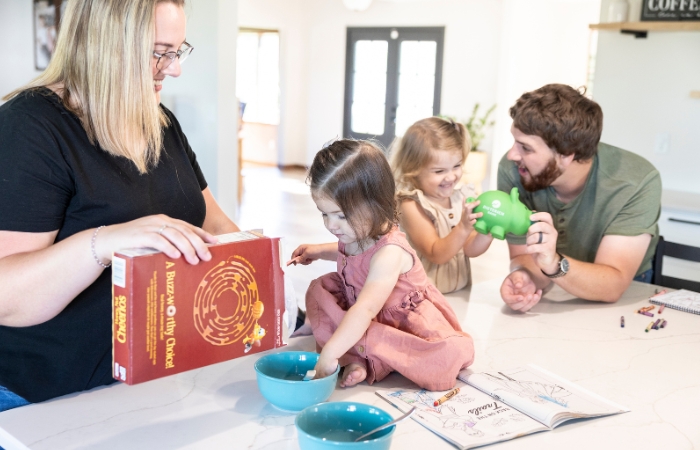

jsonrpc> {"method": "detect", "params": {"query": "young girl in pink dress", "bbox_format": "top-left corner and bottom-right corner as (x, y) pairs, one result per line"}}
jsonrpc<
(288, 139), (474, 390)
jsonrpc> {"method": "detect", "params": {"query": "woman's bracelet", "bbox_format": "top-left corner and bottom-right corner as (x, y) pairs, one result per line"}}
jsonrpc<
(91, 226), (111, 268)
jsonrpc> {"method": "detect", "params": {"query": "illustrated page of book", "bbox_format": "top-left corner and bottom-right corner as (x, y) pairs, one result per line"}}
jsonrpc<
(376, 382), (547, 450)
(460, 365), (629, 427)
(650, 289), (700, 314)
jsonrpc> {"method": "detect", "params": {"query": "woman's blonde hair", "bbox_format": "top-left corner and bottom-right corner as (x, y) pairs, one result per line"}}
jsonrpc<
(390, 116), (471, 190)
(3, 0), (184, 174)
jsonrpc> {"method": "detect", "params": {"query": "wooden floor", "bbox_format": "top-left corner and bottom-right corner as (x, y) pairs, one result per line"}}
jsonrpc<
(237, 165), (511, 308)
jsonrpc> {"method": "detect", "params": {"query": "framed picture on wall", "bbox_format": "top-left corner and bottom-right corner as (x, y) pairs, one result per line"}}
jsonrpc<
(34, 0), (67, 70)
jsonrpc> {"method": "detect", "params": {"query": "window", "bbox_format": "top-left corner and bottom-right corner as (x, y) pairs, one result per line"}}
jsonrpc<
(343, 27), (444, 149)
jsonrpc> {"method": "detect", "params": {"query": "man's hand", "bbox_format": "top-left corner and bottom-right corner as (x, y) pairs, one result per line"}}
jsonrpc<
(500, 269), (542, 312)
(525, 212), (560, 275)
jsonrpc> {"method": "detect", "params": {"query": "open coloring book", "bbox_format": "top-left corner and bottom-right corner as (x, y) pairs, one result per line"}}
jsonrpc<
(376, 364), (629, 449)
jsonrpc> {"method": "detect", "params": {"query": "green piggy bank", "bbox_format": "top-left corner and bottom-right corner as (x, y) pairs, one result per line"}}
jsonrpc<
(466, 188), (533, 240)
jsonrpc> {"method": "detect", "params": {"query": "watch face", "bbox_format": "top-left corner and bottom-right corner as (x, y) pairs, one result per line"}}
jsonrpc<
(561, 257), (570, 273)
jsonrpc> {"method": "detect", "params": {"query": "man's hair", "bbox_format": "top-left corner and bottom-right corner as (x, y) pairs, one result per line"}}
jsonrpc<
(308, 139), (397, 243)
(510, 84), (603, 161)
(389, 116), (470, 190)
(3, 0), (185, 174)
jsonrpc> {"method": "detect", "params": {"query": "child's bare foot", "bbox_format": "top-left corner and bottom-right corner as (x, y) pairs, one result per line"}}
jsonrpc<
(340, 363), (367, 387)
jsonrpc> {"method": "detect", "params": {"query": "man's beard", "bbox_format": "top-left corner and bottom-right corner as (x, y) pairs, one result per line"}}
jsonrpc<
(520, 156), (562, 192)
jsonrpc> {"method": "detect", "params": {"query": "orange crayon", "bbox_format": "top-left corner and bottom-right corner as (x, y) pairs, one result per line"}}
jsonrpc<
(434, 387), (460, 406)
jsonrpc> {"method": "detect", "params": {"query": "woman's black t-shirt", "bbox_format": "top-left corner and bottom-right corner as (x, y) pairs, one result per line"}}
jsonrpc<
(0, 88), (208, 403)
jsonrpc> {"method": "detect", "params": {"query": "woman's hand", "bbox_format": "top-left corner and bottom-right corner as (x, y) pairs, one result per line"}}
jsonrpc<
(94, 215), (218, 265)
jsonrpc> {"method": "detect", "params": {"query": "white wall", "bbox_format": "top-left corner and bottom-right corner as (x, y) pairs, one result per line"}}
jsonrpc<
(240, 0), (600, 183)
(304, 0), (503, 166)
(0, 1), (43, 102)
(161, 0), (240, 217)
(239, 0), (503, 167)
(489, 0), (601, 189)
(593, 30), (700, 194)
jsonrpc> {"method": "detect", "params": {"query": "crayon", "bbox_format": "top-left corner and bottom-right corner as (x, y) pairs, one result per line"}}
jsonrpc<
(638, 310), (654, 317)
(652, 289), (667, 297)
(652, 319), (661, 330)
(620, 316), (624, 328)
(660, 319), (667, 328)
(434, 387), (460, 406)
(659, 304), (665, 314)
(645, 322), (654, 332)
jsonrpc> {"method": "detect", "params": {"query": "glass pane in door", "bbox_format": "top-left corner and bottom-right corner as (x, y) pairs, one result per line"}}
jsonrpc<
(395, 40), (437, 136)
(350, 40), (388, 135)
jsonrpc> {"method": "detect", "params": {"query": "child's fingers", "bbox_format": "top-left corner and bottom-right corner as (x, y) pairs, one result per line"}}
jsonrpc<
(286, 257), (299, 266)
(464, 199), (480, 212)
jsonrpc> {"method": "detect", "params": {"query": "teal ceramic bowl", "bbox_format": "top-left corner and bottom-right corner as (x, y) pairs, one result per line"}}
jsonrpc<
(254, 351), (339, 412)
(295, 402), (395, 449)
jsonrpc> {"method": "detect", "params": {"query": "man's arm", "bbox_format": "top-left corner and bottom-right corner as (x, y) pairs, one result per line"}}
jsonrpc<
(551, 233), (651, 302)
(514, 220), (651, 302)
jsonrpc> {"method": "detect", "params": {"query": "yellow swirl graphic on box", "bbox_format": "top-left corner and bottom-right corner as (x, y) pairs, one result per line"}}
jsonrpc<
(193, 256), (265, 347)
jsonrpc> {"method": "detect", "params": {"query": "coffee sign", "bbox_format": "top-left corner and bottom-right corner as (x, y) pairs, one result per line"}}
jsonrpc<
(642, 0), (700, 20)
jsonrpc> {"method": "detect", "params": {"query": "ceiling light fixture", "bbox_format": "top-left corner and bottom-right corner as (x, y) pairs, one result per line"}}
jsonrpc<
(343, 0), (373, 12)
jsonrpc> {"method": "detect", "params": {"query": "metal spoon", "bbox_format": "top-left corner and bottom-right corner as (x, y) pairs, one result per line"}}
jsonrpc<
(354, 406), (417, 442)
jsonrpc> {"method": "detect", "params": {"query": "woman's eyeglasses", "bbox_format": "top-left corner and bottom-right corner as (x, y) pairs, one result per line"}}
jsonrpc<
(153, 41), (194, 71)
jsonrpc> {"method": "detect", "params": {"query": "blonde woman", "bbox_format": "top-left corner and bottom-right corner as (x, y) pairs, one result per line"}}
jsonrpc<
(0, 0), (239, 410)
(391, 117), (493, 294)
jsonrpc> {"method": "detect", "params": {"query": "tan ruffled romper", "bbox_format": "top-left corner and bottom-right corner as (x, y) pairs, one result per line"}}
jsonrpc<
(397, 184), (477, 294)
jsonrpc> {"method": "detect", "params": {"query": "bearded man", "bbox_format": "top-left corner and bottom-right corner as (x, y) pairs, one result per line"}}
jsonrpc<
(497, 84), (661, 311)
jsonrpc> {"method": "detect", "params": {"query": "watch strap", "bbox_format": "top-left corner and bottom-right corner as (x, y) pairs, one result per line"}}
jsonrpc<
(542, 253), (567, 278)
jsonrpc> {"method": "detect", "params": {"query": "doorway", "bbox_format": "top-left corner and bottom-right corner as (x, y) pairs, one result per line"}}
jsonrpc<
(236, 28), (281, 166)
(343, 27), (444, 150)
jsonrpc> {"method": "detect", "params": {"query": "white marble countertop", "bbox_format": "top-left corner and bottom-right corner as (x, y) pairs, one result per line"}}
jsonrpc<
(1, 280), (699, 450)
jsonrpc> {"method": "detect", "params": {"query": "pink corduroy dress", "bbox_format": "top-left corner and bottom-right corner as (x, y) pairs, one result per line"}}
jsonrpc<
(305, 227), (475, 391)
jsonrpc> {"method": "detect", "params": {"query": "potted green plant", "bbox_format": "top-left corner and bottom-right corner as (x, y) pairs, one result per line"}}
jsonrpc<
(464, 103), (496, 152)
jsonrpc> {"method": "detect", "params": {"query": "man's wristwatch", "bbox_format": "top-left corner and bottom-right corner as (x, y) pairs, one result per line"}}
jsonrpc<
(542, 253), (569, 278)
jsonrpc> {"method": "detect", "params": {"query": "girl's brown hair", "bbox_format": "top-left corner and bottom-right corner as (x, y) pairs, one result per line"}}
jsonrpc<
(308, 139), (397, 244)
(390, 116), (471, 190)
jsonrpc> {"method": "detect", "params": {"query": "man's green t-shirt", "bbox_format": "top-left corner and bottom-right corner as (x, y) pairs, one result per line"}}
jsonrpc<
(497, 143), (661, 276)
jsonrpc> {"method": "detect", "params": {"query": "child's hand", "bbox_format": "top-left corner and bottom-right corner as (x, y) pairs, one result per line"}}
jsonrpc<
(287, 244), (319, 266)
(460, 199), (482, 230)
(314, 353), (339, 380)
